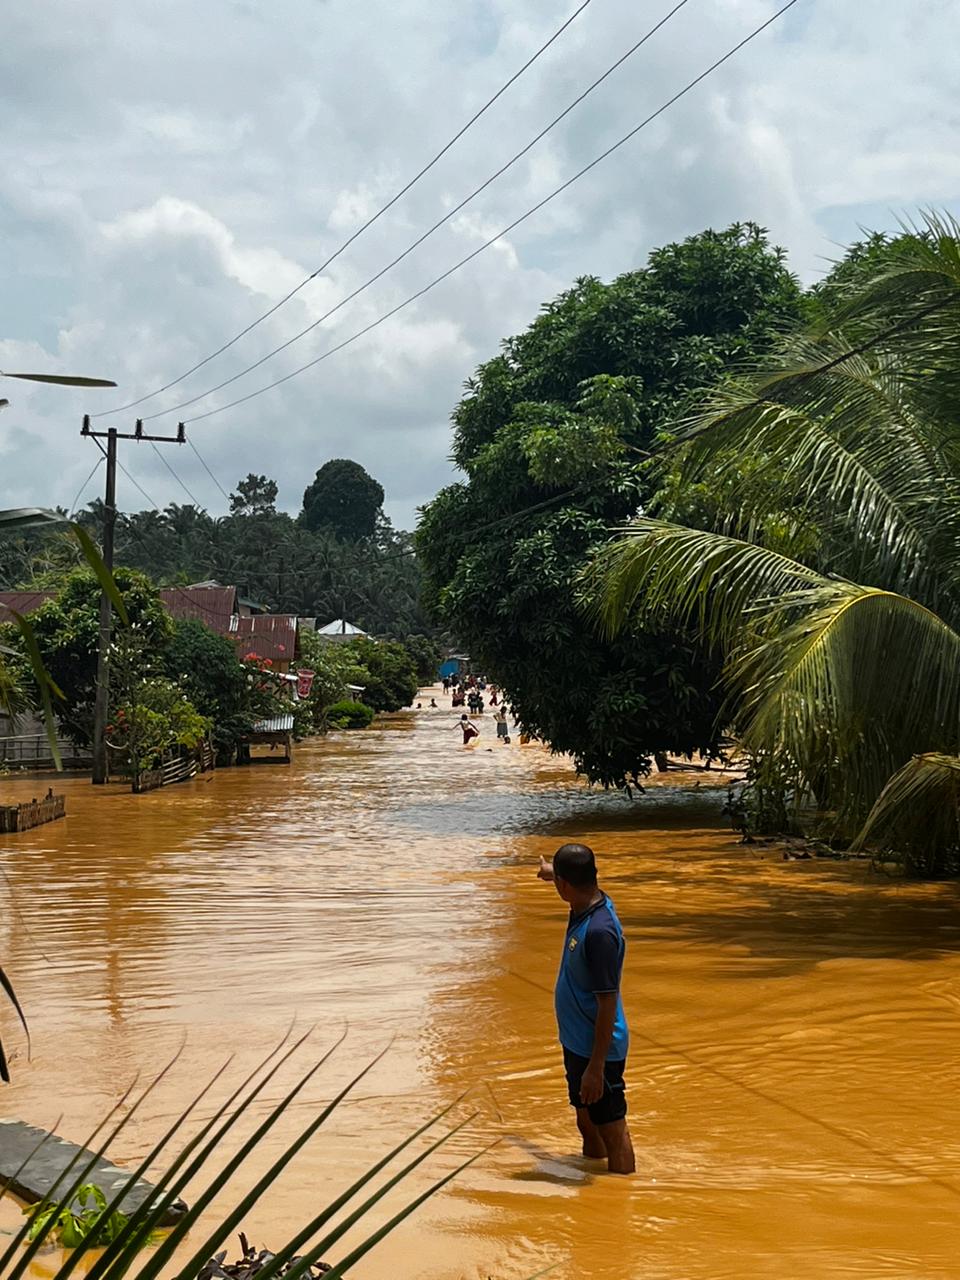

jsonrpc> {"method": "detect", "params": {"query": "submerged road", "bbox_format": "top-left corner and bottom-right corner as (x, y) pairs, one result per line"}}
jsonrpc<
(2, 693), (960, 1278)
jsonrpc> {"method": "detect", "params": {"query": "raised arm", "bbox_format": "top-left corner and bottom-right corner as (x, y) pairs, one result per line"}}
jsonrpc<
(537, 855), (555, 882)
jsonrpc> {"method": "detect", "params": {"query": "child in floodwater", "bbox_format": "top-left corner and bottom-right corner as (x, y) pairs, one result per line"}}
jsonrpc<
(495, 706), (510, 742)
(454, 713), (480, 745)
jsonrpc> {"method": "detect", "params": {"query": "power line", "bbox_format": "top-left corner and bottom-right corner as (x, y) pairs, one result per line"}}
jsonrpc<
(68, 455), (104, 516)
(188, 438), (232, 504)
(183, 0), (801, 426)
(91, 0), (594, 419)
(150, 442), (205, 508)
(142, 0), (693, 422)
(82, 434), (233, 623)
(115, 456), (161, 511)
(93, 424), (223, 514)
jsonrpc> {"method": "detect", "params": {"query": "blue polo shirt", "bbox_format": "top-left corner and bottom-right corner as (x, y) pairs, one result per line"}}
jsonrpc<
(554, 893), (629, 1061)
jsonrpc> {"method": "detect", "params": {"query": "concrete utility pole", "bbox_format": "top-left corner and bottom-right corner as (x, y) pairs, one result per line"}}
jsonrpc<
(82, 416), (186, 785)
(91, 426), (117, 784)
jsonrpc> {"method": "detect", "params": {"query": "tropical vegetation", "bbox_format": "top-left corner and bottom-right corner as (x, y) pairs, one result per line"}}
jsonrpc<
(301, 459), (385, 542)
(0, 462), (432, 639)
(1, 573), (425, 774)
(591, 213), (960, 873)
(0, 1032), (526, 1278)
(325, 700), (376, 731)
(418, 224), (809, 786)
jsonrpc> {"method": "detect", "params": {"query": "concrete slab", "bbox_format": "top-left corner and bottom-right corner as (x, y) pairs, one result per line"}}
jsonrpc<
(0, 1118), (187, 1225)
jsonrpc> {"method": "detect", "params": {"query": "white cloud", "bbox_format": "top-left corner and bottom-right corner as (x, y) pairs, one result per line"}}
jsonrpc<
(101, 198), (309, 302)
(1, 0), (958, 528)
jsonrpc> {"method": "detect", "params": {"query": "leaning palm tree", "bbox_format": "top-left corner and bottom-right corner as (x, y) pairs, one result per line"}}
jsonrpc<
(588, 213), (960, 873)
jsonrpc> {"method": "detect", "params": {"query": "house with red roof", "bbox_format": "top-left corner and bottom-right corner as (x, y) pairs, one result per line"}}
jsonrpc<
(158, 583), (299, 671)
(1, 581), (300, 672)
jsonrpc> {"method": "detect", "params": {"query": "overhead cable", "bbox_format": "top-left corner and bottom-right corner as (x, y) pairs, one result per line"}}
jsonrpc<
(142, 0), (693, 421)
(182, 0), (800, 425)
(91, 0), (594, 418)
(115, 457), (161, 511)
(67, 455), (105, 517)
(150, 442), (205, 508)
(188, 438), (233, 504)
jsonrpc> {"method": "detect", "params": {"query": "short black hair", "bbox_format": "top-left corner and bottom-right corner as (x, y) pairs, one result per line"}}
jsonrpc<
(553, 843), (597, 887)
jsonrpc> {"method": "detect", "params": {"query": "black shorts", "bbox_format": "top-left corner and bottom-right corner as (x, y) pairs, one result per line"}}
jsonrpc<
(562, 1047), (628, 1127)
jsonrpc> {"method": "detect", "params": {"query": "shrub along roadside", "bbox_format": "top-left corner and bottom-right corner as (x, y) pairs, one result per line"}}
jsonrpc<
(325, 700), (375, 730)
(295, 631), (422, 730)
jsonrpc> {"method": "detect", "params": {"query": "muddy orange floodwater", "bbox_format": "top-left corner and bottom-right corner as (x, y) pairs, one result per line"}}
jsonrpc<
(3, 690), (960, 1279)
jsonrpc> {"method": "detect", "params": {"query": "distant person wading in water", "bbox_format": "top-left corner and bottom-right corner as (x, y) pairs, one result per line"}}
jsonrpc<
(454, 714), (480, 745)
(538, 843), (635, 1174)
(494, 706), (510, 742)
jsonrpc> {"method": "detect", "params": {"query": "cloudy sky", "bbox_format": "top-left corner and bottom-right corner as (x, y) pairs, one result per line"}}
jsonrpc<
(2, 0), (958, 530)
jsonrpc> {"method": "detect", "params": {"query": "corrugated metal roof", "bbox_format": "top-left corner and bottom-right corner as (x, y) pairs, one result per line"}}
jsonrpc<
(159, 585), (238, 629)
(251, 714), (295, 733)
(235, 613), (298, 664)
(0, 590), (56, 623)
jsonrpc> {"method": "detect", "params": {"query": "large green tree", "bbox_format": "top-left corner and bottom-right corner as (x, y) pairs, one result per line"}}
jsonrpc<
(301, 459), (384, 542)
(163, 618), (256, 760)
(592, 213), (960, 872)
(344, 636), (419, 713)
(418, 224), (808, 786)
(20, 566), (173, 746)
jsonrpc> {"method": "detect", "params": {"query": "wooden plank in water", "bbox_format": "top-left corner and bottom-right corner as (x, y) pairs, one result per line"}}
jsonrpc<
(0, 1118), (187, 1224)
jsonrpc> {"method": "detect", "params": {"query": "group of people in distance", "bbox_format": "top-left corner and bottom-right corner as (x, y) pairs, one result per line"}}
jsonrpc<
(442, 672), (513, 745)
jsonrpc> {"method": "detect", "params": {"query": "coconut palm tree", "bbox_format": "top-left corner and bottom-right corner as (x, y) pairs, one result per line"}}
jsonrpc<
(589, 213), (960, 873)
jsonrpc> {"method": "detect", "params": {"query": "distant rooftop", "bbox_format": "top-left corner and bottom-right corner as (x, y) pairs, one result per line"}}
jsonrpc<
(316, 618), (367, 637)
(251, 713), (295, 733)
(0, 590), (56, 624)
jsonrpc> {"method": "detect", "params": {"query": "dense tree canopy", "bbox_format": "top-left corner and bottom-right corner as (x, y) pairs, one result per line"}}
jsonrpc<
(344, 636), (419, 713)
(163, 618), (257, 758)
(15, 567), (173, 746)
(591, 213), (960, 872)
(0, 486), (435, 639)
(230, 474), (278, 515)
(300, 459), (384, 542)
(418, 224), (809, 785)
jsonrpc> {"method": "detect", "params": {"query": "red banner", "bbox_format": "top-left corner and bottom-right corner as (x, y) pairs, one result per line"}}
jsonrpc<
(296, 669), (315, 698)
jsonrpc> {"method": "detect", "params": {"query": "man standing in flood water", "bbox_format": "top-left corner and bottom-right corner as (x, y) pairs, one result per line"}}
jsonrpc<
(538, 843), (635, 1174)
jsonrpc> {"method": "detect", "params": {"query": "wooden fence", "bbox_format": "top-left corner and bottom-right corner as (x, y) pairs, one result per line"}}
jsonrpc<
(0, 790), (66, 834)
(132, 740), (215, 794)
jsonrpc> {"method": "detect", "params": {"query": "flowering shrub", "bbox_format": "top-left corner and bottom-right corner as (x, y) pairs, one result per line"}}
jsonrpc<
(107, 678), (210, 771)
(242, 655), (289, 722)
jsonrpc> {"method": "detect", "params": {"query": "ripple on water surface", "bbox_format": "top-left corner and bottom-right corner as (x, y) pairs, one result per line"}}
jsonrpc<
(3, 697), (960, 1279)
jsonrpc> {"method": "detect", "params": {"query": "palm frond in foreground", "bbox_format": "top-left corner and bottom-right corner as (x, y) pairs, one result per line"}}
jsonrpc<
(588, 213), (960, 870)
(0, 1039), (529, 1280)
